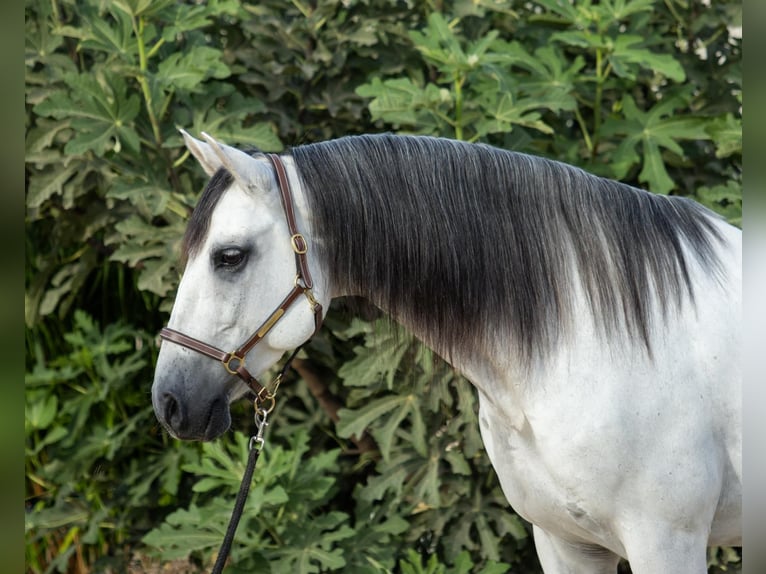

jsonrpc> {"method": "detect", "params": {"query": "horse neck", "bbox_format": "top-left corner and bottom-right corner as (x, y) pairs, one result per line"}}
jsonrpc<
(286, 147), (538, 378)
(287, 137), (729, 396)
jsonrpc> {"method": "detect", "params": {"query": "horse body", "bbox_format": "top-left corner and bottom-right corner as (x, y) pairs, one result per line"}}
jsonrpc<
(384, 213), (741, 571)
(471, 232), (740, 570)
(152, 132), (741, 573)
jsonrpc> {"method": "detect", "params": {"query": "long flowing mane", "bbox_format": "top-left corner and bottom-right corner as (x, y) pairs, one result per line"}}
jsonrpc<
(290, 134), (725, 363)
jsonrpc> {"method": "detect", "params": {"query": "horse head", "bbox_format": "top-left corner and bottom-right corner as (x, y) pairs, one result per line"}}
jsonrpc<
(151, 132), (327, 440)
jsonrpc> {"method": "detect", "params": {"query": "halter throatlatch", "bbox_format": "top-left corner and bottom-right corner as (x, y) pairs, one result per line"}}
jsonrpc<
(159, 153), (323, 404)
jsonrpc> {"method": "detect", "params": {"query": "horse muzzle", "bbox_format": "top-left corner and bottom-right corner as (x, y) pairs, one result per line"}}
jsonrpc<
(152, 375), (232, 441)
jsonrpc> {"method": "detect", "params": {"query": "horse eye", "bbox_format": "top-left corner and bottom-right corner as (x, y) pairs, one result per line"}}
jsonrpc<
(215, 248), (248, 270)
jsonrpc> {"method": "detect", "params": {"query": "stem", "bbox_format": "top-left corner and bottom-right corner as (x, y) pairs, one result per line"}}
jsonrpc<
(662, 0), (684, 31)
(50, 0), (60, 22)
(290, 0), (311, 18)
(132, 15), (163, 147)
(453, 72), (465, 141)
(172, 149), (190, 169)
(146, 38), (166, 59)
(574, 106), (593, 153)
(131, 15), (184, 194)
(592, 47), (604, 158)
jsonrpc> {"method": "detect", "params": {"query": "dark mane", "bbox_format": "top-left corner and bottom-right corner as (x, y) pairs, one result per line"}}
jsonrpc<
(290, 134), (725, 363)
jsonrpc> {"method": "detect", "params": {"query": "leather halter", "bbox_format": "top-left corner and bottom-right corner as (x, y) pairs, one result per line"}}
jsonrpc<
(159, 154), (323, 402)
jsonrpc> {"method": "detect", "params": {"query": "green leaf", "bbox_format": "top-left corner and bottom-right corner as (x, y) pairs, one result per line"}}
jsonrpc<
(551, 30), (607, 50)
(695, 181), (742, 225)
(38, 258), (91, 317)
(609, 35), (685, 82)
(156, 46), (231, 92)
(26, 163), (79, 208)
(34, 72), (141, 156)
(359, 464), (408, 502)
(706, 113), (742, 158)
(510, 45), (582, 112)
(142, 504), (227, 559)
(357, 78), (447, 131)
(26, 394), (58, 430)
(212, 122), (283, 153)
(107, 181), (171, 217)
(337, 394), (410, 441)
(602, 95), (714, 192)
(273, 511), (354, 574)
(79, 6), (135, 55)
(136, 258), (175, 296)
(533, 0), (579, 23)
(409, 13), (467, 72)
(338, 341), (410, 390)
(602, 0), (657, 21)
(116, 0), (177, 18)
(475, 92), (553, 136)
(638, 138), (675, 194)
(160, 0), (241, 39)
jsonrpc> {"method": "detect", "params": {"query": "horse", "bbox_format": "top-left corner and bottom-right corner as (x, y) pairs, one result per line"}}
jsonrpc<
(151, 131), (742, 573)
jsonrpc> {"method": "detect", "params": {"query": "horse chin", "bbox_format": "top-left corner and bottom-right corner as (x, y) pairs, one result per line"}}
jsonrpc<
(199, 398), (231, 441)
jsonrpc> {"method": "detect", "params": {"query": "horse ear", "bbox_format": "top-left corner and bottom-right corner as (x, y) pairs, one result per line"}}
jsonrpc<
(180, 129), (270, 193)
(179, 129), (221, 176)
(200, 132), (264, 192)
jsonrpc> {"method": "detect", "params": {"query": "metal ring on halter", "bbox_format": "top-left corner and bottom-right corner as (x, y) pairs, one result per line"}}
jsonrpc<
(256, 393), (277, 415)
(223, 353), (246, 376)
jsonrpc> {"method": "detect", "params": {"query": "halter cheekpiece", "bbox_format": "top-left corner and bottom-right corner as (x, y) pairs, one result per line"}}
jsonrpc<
(159, 153), (323, 405)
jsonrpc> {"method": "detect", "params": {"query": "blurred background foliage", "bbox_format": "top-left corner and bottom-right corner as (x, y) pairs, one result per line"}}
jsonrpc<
(25, 0), (741, 572)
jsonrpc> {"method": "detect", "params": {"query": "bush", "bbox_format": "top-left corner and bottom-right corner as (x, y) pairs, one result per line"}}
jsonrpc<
(25, 0), (741, 572)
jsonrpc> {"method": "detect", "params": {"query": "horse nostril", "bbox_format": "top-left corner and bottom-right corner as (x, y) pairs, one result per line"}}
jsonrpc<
(162, 391), (184, 430)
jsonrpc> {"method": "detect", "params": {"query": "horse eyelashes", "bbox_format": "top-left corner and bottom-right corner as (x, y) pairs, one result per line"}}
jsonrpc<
(213, 247), (250, 271)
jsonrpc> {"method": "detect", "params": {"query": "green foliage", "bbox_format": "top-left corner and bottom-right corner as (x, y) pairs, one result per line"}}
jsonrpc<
(357, 0), (741, 208)
(26, 0), (282, 327)
(398, 549), (509, 574)
(26, 311), (200, 572)
(26, 0), (741, 572)
(357, 12), (573, 141)
(142, 431), (354, 572)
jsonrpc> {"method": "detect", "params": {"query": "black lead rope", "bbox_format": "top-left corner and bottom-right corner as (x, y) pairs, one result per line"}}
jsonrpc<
(211, 429), (263, 574)
(210, 347), (304, 573)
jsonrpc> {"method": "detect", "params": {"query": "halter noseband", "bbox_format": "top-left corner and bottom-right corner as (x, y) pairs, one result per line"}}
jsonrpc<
(159, 154), (323, 403)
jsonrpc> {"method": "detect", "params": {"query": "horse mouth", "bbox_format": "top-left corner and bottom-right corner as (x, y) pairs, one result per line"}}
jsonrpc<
(199, 397), (230, 441)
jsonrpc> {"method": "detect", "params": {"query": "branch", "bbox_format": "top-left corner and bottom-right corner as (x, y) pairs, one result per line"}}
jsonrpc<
(291, 359), (378, 456)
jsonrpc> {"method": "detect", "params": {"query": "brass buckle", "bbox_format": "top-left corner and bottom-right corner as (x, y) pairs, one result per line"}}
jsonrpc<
(290, 233), (308, 254)
(223, 353), (246, 375)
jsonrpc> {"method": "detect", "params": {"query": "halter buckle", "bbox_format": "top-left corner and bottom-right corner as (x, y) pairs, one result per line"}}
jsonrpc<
(223, 353), (246, 376)
(290, 233), (308, 254)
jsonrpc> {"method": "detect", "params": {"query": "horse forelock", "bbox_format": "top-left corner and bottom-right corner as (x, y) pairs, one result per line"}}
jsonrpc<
(181, 167), (234, 267)
(290, 134), (726, 366)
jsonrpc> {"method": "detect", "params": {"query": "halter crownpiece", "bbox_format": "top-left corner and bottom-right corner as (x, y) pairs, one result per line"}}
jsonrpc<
(159, 152), (323, 402)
